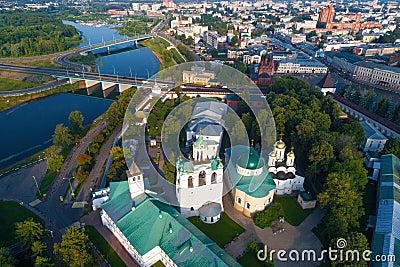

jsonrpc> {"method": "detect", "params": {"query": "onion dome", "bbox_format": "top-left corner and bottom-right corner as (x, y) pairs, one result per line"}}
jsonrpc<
(193, 128), (207, 149)
(287, 146), (295, 157)
(275, 133), (286, 149)
(237, 147), (264, 170)
(269, 150), (277, 157)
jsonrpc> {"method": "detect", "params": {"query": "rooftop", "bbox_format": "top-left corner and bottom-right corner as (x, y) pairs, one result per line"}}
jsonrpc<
(101, 182), (240, 267)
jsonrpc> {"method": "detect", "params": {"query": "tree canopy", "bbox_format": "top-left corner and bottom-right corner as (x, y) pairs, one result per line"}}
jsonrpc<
(54, 226), (92, 267)
(0, 10), (80, 57)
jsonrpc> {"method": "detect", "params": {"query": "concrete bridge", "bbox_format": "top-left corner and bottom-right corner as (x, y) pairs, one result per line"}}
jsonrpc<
(80, 35), (154, 55)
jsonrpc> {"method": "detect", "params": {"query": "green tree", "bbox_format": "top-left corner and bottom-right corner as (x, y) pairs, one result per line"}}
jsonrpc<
(16, 218), (44, 248)
(361, 90), (375, 110)
(309, 141), (334, 172)
(88, 142), (100, 155)
(318, 173), (364, 237)
(53, 124), (73, 147)
(241, 112), (252, 134)
(47, 154), (64, 172)
(31, 241), (46, 258)
(330, 232), (369, 267)
(34, 256), (54, 267)
(76, 154), (92, 167)
(105, 101), (126, 129)
(54, 226), (92, 267)
(0, 247), (16, 267)
(110, 146), (124, 162)
(68, 111), (84, 135)
(373, 97), (390, 117)
(381, 138), (400, 158)
(73, 169), (89, 184)
(253, 202), (284, 228)
(92, 134), (104, 144)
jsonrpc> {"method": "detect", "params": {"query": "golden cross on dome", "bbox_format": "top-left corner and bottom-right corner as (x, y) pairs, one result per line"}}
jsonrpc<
(199, 127), (202, 136)
(279, 132), (284, 141)
(251, 139), (254, 147)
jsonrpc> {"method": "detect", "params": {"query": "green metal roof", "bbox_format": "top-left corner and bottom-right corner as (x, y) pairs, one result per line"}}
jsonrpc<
(101, 182), (241, 267)
(371, 154), (400, 266)
(237, 147), (264, 170)
(101, 181), (133, 222)
(225, 146), (276, 198)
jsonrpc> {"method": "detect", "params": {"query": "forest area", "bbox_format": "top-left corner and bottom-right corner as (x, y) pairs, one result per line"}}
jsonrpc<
(0, 10), (81, 57)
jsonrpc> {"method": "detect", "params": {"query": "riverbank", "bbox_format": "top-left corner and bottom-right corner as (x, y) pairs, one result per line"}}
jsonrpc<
(0, 82), (80, 112)
(142, 37), (178, 70)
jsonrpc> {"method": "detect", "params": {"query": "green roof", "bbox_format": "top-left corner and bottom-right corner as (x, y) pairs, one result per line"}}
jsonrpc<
(193, 135), (207, 149)
(101, 181), (133, 222)
(237, 147), (264, 170)
(225, 146), (276, 198)
(371, 154), (400, 266)
(299, 191), (315, 201)
(379, 154), (400, 203)
(101, 182), (241, 267)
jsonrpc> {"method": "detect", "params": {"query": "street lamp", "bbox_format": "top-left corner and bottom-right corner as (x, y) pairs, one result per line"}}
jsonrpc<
(32, 176), (42, 197)
(63, 177), (75, 198)
(129, 66), (133, 78)
(45, 229), (53, 239)
(81, 64), (85, 78)
(97, 65), (101, 81)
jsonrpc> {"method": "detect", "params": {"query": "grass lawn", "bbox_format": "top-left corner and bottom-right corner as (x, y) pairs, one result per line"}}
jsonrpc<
(38, 170), (57, 197)
(85, 226), (126, 267)
(0, 77), (40, 91)
(274, 196), (313, 226)
(238, 250), (266, 267)
(0, 201), (42, 246)
(188, 213), (244, 248)
(142, 37), (175, 69)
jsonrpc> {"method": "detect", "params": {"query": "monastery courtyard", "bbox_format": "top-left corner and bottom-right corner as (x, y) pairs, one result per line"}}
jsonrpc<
(223, 195), (324, 267)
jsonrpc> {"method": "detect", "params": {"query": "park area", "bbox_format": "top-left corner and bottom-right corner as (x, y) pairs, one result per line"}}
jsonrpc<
(0, 201), (42, 247)
(188, 213), (244, 248)
(254, 196), (313, 228)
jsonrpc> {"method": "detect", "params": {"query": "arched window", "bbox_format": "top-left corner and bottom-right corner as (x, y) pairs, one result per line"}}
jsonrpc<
(199, 171), (206, 186)
(190, 207), (194, 211)
(211, 217), (214, 222)
(237, 197), (242, 204)
(211, 172), (217, 184)
(188, 176), (194, 188)
(246, 202), (251, 210)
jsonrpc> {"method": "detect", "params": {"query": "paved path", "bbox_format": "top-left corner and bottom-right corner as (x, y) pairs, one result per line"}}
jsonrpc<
(223, 196), (324, 267)
(84, 211), (140, 267)
(75, 126), (121, 203)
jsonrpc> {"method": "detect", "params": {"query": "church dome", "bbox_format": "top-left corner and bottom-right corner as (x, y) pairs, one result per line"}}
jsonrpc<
(193, 135), (207, 149)
(237, 147), (264, 170)
(275, 140), (286, 149)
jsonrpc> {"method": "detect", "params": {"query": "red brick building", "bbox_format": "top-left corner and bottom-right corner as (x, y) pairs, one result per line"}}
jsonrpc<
(257, 55), (274, 85)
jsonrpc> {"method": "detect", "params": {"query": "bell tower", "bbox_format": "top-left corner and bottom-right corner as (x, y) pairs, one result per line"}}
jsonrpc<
(128, 161), (144, 200)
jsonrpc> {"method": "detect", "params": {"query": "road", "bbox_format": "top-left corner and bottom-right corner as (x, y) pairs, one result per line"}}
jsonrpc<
(34, 120), (108, 235)
(0, 79), (69, 97)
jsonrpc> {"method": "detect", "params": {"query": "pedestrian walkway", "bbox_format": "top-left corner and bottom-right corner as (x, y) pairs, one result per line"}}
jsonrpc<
(222, 195), (324, 266)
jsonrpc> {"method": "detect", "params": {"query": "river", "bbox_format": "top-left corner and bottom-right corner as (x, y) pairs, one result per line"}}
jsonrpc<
(0, 21), (160, 169)
(0, 94), (112, 169)
(63, 21), (160, 78)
